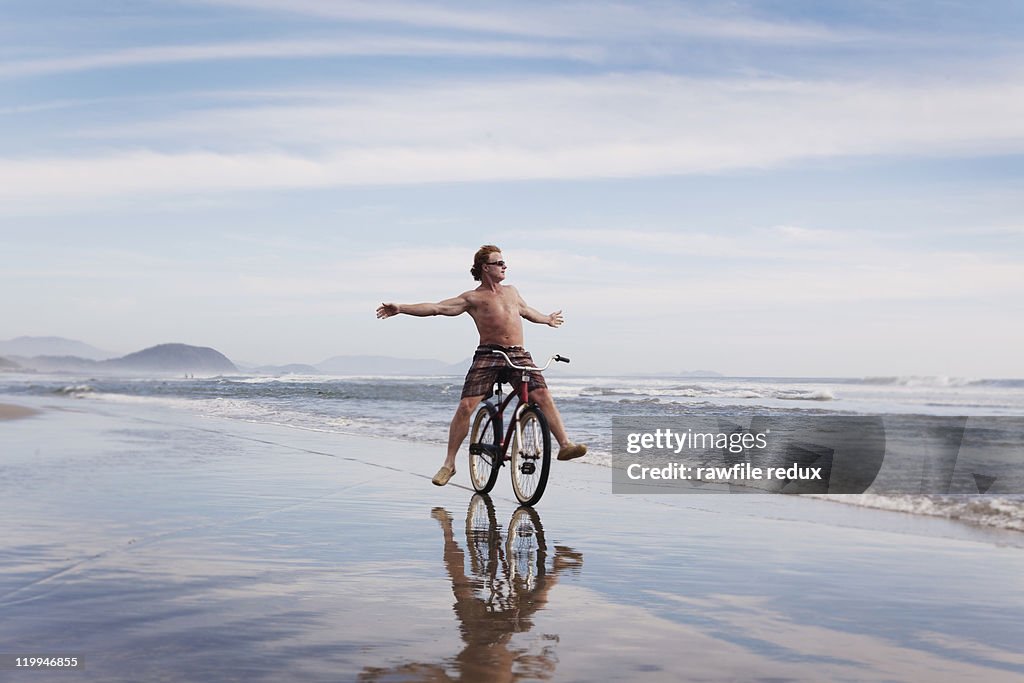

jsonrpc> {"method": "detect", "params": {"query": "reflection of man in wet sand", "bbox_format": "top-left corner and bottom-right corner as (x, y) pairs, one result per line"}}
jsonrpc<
(358, 501), (583, 682)
(377, 244), (587, 486)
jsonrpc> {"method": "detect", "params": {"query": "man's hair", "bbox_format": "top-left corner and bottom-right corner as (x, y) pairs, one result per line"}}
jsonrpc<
(471, 244), (501, 281)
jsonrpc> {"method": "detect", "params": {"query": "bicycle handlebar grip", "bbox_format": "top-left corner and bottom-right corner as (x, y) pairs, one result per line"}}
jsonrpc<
(555, 354), (570, 363)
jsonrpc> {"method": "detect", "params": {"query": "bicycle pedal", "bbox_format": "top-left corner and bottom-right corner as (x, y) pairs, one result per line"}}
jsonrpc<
(520, 461), (536, 475)
(469, 443), (483, 455)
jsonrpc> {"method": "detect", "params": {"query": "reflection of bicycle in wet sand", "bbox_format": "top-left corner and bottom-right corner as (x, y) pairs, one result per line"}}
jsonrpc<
(359, 495), (583, 682)
(468, 350), (571, 505)
(465, 494), (556, 599)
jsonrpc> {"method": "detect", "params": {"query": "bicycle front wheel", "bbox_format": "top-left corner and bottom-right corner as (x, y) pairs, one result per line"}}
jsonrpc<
(507, 505), (547, 591)
(469, 402), (502, 494)
(509, 405), (551, 506)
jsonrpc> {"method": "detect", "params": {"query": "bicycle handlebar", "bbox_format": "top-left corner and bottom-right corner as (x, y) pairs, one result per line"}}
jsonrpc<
(489, 349), (570, 372)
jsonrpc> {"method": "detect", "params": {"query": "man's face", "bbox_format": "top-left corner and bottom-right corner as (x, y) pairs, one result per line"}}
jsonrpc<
(484, 252), (507, 281)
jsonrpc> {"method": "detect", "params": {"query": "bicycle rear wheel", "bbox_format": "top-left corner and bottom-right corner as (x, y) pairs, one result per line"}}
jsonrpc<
(509, 405), (551, 506)
(468, 402), (502, 494)
(465, 493), (499, 575)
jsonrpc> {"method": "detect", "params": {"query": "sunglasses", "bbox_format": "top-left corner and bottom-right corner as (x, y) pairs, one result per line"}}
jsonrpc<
(486, 260), (506, 267)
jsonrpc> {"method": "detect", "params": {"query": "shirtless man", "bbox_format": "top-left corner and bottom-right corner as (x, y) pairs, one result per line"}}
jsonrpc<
(376, 245), (587, 486)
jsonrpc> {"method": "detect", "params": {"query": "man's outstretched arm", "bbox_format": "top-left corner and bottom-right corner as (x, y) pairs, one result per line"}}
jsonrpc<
(377, 294), (469, 319)
(516, 291), (564, 328)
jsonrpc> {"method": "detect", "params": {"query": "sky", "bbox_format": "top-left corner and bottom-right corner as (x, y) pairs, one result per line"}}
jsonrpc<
(1, 0), (1022, 377)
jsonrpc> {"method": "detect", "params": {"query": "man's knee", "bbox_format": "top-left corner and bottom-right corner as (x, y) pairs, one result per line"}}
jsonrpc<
(456, 395), (484, 417)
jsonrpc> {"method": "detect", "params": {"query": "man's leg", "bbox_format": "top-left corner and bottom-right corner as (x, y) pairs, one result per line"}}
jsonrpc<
(530, 387), (586, 460)
(434, 395), (484, 485)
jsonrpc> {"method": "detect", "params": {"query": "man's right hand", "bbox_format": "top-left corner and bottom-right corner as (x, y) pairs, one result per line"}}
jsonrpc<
(376, 302), (400, 319)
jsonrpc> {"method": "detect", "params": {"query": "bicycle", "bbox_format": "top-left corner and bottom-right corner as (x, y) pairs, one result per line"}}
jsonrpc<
(467, 349), (570, 506)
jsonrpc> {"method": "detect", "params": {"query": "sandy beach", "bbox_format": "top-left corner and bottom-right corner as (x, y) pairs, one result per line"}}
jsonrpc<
(2, 395), (1023, 682)
(0, 402), (40, 421)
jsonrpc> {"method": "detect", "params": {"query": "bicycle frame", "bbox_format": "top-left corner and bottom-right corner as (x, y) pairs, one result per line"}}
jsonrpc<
(488, 367), (536, 463)
(484, 350), (567, 464)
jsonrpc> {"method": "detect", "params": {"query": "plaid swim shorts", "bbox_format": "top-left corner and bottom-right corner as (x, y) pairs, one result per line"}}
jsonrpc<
(460, 344), (548, 399)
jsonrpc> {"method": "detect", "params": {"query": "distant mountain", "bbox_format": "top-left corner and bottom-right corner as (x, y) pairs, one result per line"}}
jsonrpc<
(9, 343), (237, 374)
(10, 355), (98, 372)
(106, 344), (237, 373)
(446, 357), (472, 375)
(0, 356), (20, 370)
(317, 355), (468, 376)
(0, 336), (119, 360)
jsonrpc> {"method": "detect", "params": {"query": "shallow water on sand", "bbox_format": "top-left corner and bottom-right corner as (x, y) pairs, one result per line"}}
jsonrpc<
(2, 400), (1024, 681)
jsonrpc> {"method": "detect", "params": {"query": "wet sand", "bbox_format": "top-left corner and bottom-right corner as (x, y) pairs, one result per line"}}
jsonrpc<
(0, 402), (40, 420)
(2, 396), (1023, 682)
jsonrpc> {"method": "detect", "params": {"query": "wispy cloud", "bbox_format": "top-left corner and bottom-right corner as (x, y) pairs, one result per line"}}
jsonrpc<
(6, 73), (1024, 203)
(0, 1), (895, 84)
(0, 37), (599, 79)
(515, 227), (859, 261)
(193, 0), (868, 44)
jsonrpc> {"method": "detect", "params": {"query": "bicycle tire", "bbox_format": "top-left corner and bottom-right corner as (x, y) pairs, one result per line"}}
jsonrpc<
(506, 505), (547, 591)
(509, 405), (551, 506)
(465, 493), (499, 575)
(469, 402), (502, 494)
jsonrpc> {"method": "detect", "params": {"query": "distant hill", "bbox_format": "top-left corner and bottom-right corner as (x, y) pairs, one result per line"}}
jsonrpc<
(0, 336), (119, 360)
(0, 356), (20, 370)
(106, 344), (237, 373)
(10, 355), (98, 372)
(317, 355), (469, 376)
(8, 343), (237, 375)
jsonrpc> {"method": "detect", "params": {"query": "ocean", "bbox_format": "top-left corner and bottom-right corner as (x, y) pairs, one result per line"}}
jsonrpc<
(3, 371), (1023, 532)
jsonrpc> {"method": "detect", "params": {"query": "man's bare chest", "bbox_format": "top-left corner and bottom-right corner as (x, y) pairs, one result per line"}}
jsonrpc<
(470, 292), (518, 321)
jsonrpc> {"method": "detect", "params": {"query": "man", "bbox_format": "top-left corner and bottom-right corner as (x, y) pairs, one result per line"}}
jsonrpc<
(376, 244), (587, 486)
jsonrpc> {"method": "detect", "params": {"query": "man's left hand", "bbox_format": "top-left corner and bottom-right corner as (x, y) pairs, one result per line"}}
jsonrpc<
(547, 310), (564, 328)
